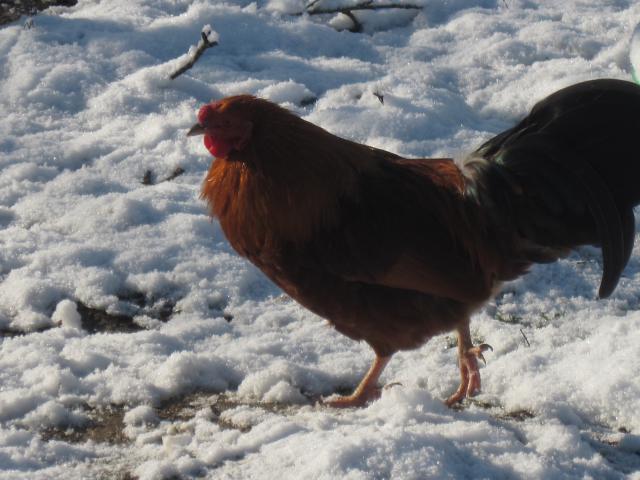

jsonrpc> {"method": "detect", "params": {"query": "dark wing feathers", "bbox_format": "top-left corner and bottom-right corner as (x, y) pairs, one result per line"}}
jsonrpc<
(298, 159), (493, 305)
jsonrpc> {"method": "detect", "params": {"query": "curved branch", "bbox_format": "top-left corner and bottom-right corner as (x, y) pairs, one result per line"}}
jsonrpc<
(169, 28), (219, 80)
(342, 10), (363, 33)
(298, 2), (422, 16)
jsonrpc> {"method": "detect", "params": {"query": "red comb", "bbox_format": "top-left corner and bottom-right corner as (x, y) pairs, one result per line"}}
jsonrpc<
(197, 104), (216, 125)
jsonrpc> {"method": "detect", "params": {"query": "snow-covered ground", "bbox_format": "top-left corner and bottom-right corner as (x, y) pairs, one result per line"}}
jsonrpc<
(1, 0), (640, 478)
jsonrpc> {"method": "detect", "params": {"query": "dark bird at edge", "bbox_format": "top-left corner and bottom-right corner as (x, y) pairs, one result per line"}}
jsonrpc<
(188, 79), (640, 407)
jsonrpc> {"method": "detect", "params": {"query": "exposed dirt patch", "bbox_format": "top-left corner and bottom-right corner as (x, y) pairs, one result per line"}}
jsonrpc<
(40, 392), (306, 446)
(41, 405), (127, 444)
(77, 293), (175, 334)
(0, 292), (176, 338)
(584, 427), (640, 474)
(0, 0), (77, 26)
(38, 391), (638, 479)
(0, 325), (49, 338)
(453, 398), (639, 474)
(450, 397), (536, 423)
(77, 302), (145, 334)
(157, 392), (216, 423)
(158, 392), (301, 433)
(496, 408), (536, 422)
(38, 389), (640, 477)
(116, 291), (176, 323)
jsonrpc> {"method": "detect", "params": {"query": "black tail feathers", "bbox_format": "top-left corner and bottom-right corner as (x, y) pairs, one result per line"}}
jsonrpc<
(468, 79), (640, 297)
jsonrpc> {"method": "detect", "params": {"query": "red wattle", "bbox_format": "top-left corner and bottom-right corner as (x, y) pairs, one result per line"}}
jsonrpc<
(204, 134), (231, 158)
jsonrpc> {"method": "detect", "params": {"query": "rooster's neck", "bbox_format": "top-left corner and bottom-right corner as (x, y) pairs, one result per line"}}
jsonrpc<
(201, 136), (368, 257)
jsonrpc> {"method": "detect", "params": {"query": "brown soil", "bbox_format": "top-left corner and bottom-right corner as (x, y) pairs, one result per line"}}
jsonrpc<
(0, 0), (77, 26)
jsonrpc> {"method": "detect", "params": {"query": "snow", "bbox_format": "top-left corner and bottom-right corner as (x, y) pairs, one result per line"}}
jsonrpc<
(632, 23), (640, 84)
(1, 0), (640, 478)
(202, 25), (219, 45)
(52, 300), (82, 330)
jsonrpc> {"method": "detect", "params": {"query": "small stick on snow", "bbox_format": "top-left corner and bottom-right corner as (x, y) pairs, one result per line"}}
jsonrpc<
(142, 170), (153, 185)
(519, 328), (530, 347)
(305, 0), (324, 11)
(300, 2), (421, 16)
(297, 1), (421, 33)
(169, 25), (219, 80)
(142, 167), (185, 185)
(164, 167), (185, 182)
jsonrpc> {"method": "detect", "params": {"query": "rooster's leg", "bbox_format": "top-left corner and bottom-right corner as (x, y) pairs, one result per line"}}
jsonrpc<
(323, 355), (391, 408)
(445, 323), (492, 406)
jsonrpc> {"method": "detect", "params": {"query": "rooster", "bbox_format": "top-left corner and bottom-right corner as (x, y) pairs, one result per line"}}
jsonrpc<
(188, 79), (640, 407)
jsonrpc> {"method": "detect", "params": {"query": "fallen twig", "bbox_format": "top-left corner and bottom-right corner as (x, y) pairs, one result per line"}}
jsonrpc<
(519, 328), (530, 347)
(295, 1), (421, 33)
(141, 167), (186, 185)
(142, 170), (153, 185)
(301, 2), (421, 15)
(305, 0), (324, 10)
(164, 167), (185, 182)
(169, 25), (219, 80)
(342, 9), (363, 33)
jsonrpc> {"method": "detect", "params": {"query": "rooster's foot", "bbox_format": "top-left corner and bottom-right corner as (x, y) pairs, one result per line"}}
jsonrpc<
(445, 343), (493, 407)
(321, 355), (391, 408)
(322, 385), (382, 408)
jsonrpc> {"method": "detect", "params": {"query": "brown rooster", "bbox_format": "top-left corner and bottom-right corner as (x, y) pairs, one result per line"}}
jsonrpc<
(188, 79), (640, 407)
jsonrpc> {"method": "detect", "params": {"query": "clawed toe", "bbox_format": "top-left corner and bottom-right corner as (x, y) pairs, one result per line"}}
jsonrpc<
(320, 355), (391, 408)
(445, 328), (493, 407)
(321, 385), (382, 408)
(321, 381), (402, 408)
(469, 343), (493, 365)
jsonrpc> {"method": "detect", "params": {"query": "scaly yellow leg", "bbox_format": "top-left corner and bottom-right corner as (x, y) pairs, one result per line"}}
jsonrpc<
(445, 323), (492, 406)
(323, 355), (391, 408)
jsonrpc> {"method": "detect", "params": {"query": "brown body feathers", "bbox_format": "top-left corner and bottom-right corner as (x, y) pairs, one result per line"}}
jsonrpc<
(194, 80), (640, 405)
(201, 97), (497, 356)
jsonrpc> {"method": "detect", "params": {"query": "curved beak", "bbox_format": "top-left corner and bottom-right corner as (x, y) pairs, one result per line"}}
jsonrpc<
(187, 123), (206, 137)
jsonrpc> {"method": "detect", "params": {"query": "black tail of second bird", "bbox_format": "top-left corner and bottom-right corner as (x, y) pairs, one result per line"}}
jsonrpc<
(466, 79), (640, 297)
